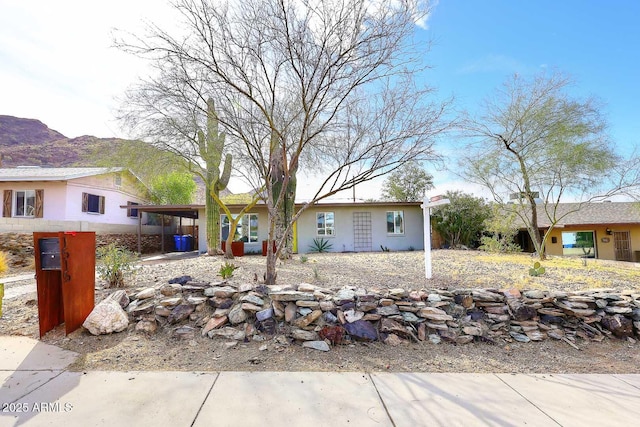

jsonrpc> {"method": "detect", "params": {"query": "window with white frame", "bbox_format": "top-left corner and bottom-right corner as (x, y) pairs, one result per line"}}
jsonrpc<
(14, 190), (36, 217)
(82, 192), (105, 214)
(221, 214), (258, 242)
(316, 212), (335, 236)
(386, 210), (404, 234)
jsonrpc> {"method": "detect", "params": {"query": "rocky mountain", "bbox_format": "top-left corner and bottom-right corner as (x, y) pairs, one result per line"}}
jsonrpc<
(0, 115), (125, 167)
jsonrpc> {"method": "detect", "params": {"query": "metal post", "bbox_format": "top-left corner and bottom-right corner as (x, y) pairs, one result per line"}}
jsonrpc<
(421, 195), (451, 280)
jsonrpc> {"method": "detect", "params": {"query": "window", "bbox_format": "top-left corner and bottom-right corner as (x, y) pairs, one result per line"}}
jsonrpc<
(82, 192), (105, 214)
(562, 231), (595, 258)
(316, 212), (335, 236)
(14, 190), (36, 217)
(386, 211), (404, 234)
(221, 214), (258, 242)
(127, 201), (139, 218)
(114, 174), (122, 187)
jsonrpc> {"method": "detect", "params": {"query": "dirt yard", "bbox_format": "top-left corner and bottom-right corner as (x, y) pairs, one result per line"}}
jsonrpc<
(1, 250), (639, 373)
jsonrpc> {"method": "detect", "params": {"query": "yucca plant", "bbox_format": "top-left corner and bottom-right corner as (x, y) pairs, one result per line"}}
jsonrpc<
(309, 238), (333, 253)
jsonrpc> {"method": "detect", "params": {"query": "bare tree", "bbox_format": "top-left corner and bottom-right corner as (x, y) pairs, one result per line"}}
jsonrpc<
(117, 0), (451, 284)
(461, 71), (640, 259)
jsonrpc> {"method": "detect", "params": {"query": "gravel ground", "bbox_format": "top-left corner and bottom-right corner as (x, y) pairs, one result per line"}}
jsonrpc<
(1, 250), (639, 373)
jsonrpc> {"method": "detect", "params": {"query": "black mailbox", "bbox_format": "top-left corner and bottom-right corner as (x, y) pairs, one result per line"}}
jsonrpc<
(39, 238), (61, 270)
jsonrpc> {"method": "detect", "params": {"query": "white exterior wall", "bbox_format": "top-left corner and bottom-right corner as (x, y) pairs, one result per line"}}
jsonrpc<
(0, 181), (68, 219)
(296, 205), (424, 254)
(0, 172), (150, 233)
(194, 204), (424, 255)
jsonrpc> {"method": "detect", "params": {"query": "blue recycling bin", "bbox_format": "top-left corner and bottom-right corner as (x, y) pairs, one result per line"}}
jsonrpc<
(173, 235), (183, 251)
(181, 235), (193, 251)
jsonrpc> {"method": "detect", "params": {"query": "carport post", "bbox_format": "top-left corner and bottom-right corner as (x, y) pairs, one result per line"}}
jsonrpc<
(421, 195), (450, 280)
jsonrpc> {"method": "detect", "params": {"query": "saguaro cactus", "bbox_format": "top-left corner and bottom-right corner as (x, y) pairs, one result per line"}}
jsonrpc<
(200, 98), (232, 255)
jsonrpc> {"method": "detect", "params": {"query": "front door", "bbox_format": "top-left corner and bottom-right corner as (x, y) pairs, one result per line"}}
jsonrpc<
(353, 212), (372, 252)
(613, 231), (632, 261)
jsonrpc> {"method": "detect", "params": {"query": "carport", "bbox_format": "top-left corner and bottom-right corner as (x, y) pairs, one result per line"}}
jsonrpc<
(120, 204), (202, 254)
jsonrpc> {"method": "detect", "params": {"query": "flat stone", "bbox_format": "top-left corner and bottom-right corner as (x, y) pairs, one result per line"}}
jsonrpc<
(204, 286), (237, 298)
(357, 301), (378, 312)
(547, 329), (565, 340)
(208, 327), (246, 340)
(160, 283), (183, 296)
(174, 326), (195, 340)
(292, 310), (323, 328)
(427, 293), (442, 303)
(384, 334), (406, 346)
(256, 308), (274, 322)
(238, 283), (254, 293)
(324, 311), (338, 323)
(344, 320), (378, 341)
(270, 290), (315, 302)
(463, 326), (483, 336)
(344, 309), (365, 323)
(428, 333), (441, 344)
(187, 296), (207, 305)
(362, 313), (381, 321)
(509, 332), (530, 343)
(379, 298), (395, 307)
(160, 297), (183, 307)
(319, 301), (335, 311)
(524, 290), (546, 299)
(401, 312), (420, 323)
(241, 303), (263, 312)
(425, 322), (448, 331)
(135, 287), (156, 300)
(213, 308), (230, 318)
(388, 288), (407, 298)
(296, 300), (320, 309)
(155, 305), (172, 317)
(602, 314), (633, 338)
(334, 288), (356, 303)
(302, 340), (330, 351)
(135, 319), (157, 334)
(128, 299), (156, 316)
(228, 305), (248, 325)
(456, 335), (474, 344)
(298, 307), (313, 316)
(107, 290), (130, 309)
(298, 283), (316, 292)
(605, 306), (633, 315)
(168, 304), (195, 324)
(202, 316), (228, 336)
(240, 294), (265, 306)
(472, 290), (504, 302)
(291, 329), (319, 341)
(418, 307), (453, 322)
(376, 305), (400, 316)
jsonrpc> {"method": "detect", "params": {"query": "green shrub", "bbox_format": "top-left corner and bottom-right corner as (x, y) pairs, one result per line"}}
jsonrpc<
(309, 238), (333, 253)
(218, 261), (237, 279)
(479, 236), (521, 253)
(299, 255), (308, 263)
(529, 261), (545, 277)
(96, 243), (138, 288)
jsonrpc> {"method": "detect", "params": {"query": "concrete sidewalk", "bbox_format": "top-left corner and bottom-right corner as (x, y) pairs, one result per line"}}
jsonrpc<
(1, 336), (639, 426)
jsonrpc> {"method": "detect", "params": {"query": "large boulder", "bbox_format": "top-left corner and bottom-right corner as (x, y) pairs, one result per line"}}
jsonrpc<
(83, 299), (129, 335)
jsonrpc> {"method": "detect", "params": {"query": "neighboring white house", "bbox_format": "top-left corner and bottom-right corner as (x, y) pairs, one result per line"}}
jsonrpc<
(0, 167), (153, 234)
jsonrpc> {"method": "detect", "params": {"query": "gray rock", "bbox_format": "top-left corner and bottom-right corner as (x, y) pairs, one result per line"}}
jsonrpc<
(344, 320), (378, 341)
(523, 290), (546, 299)
(270, 290), (315, 301)
(456, 335), (474, 345)
(135, 287), (156, 300)
(376, 305), (400, 316)
(128, 299), (156, 316)
(418, 307), (453, 322)
(187, 296), (208, 305)
(472, 290), (503, 302)
(324, 311), (338, 324)
(208, 327), (246, 341)
(462, 326), (483, 336)
(241, 294), (265, 306)
(334, 288), (356, 303)
(298, 307), (313, 316)
(168, 304), (195, 324)
(107, 290), (130, 309)
(291, 329), (319, 341)
(160, 283), (183, 296)
(174, 326), (195, 340)
(256, 308), (274, 322)
(135, 319), (157, 334)
(159, 297), (183, 307)
(428, 334), (441, 344)
(204, 286), (237, 298)
(302, 340), (330, 352)
(401, 312), (420, 323)
(427, 293), (442, 303)
(344, 309), (365, 323)
(228, 305), (248, 325)
(319, 300), (335, 311)
(83, 299), (129, 335)
(155, 305), (172, 317)
(509, 332), (531, 343)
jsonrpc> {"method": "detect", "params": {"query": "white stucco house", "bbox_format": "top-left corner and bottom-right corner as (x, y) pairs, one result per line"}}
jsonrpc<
(0, 167), (153, 233)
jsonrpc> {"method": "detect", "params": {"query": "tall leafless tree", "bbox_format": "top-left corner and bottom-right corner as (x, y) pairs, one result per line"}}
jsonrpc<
(117, 0), (451, 284)
(461, 71), (640, 259)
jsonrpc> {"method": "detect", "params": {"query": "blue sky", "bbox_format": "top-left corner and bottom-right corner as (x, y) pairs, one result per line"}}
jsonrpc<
(0, 1), (638, 199)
